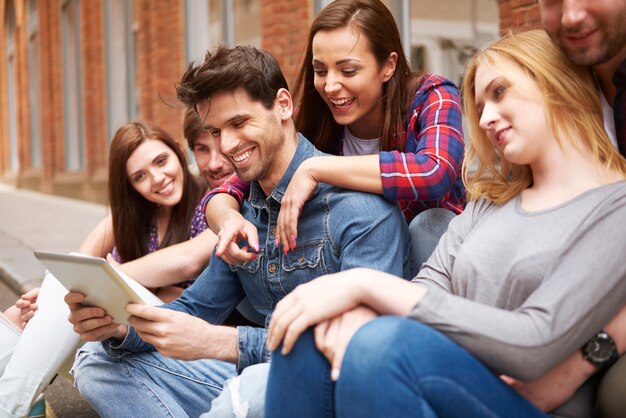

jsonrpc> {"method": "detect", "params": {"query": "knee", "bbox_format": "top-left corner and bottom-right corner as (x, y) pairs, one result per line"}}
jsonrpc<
(270, 328), (321, 377)
(72, 342), (119, 398)
(409, 208), (456, 265)
(340, 317), (449, 383)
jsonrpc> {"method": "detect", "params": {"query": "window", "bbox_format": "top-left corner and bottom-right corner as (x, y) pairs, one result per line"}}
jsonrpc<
(6, 0), (19, 171)
(184, 0), (260, 65)
(408, 0), (498, 81)
(28, 0), (42, 168)
(185, 0), (223, 65)
(61, 0), (85, 170)
(232, 0), (260, 46)
(313, 0), (333, 15)
(104, 0), (137, 139)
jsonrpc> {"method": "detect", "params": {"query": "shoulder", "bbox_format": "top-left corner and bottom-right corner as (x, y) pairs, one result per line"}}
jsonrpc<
(321, 185), (401, 223)
(408, 74), (461, 116)
(414, 74), (460, 98)
(460, 198), (500, 225)
(586, 181), (626, 213)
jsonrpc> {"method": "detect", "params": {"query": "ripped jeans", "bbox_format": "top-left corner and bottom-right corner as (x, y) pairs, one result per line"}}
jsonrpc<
(201, 362), (270, 418)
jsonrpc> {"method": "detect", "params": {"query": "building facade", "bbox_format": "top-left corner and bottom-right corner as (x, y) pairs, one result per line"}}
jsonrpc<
(0, 0), (527, 203)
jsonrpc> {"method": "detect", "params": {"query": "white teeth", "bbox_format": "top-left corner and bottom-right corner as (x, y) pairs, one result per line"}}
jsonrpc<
(232, 150), (252, 163)
(158, 182), (173, 194)
(330, 97), (353, 106)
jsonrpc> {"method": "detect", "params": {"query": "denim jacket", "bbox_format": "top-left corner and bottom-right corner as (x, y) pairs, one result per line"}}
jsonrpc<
(105, 135), (415, 372)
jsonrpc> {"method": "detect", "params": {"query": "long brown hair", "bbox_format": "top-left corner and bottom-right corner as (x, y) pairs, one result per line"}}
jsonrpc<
(462, 30), (626, 204)
(108, 121), (204, 262)
(293, 0), (419, 152)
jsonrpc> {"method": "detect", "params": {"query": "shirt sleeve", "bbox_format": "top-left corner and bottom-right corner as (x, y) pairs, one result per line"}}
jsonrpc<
(236, 326), (270, 372)
(409, 194), (626, 381)
(200, 173), (251, 216)
(379, 75), (464, 203)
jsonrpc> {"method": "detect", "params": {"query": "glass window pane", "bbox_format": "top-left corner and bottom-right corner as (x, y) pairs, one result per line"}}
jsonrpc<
(61, 0), (84, 170)
(233, 0), (260, 47)
(105, 0), (136, 138)
(28, 0), (42, 168)
(408, 0), (499, 83)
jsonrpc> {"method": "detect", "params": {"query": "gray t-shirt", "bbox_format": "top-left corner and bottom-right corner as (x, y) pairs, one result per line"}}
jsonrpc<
(410, 181), (626, 417)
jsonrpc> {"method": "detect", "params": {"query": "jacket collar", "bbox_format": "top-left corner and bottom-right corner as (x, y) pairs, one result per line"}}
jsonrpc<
(248, 133), (318, 208)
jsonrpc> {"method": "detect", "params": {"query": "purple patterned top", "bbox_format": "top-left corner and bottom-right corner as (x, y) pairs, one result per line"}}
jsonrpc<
(112, 197), (208, 288)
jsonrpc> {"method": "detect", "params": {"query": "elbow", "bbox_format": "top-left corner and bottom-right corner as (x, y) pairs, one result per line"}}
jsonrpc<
(181, 255), (211, 278)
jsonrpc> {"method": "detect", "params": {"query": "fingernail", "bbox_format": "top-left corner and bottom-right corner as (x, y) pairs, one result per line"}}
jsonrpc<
(275, 239), (279, 248)
(254, 244), (260, 252)
(283, 246), (288, 255)
(252, 254), (257, 260)
(331, 368), (340, 381)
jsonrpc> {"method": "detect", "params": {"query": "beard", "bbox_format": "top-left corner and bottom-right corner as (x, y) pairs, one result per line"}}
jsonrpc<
(551, 9), (626, 66)
(233, 118), (286, 183)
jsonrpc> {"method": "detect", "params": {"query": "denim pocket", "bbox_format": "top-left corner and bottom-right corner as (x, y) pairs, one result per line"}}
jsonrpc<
(282, 240), (323, 271)
(279, 240), (327, 294)
(228, 249), (263, 274)
(229, 250), (274, 310)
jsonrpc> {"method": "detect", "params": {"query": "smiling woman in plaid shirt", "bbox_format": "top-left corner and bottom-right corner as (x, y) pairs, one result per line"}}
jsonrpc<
(203, 0), (465, 263)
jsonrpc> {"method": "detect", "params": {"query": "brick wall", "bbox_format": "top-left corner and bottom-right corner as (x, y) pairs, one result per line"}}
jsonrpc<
(261, 0), (311, 88)
(39, 0), (63, 193)
(498, 0), (541, 33)
(134, 0), (186, 141)
(0, 0), (11, 177)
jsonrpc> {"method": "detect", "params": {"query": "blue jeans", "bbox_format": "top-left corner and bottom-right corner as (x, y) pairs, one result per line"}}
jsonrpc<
(73, 342), (237, 417)
(266, 317), (550, 418)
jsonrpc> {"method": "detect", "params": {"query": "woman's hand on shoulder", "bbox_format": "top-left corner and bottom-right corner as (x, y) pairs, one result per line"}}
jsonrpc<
(277, 161), (319, 252)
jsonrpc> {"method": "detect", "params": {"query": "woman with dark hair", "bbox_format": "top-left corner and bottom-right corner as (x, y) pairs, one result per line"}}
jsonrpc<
(264, 30), (626, 418)
(204, 0), (464, 263)
(80, 120), (210, 297)
(0, 119), (234, 417)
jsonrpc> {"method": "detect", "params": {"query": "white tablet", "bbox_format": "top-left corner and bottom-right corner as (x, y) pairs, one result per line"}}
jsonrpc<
(34, 251), (163, 325)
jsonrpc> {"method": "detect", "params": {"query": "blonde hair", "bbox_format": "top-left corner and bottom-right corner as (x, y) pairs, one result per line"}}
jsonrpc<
(461, 30), (626, 204)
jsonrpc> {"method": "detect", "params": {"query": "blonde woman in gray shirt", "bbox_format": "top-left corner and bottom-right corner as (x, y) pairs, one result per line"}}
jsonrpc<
(264, 30), (626, 418)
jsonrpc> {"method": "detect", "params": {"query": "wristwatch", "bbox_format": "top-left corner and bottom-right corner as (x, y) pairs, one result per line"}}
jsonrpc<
(580, 330), (619, 370)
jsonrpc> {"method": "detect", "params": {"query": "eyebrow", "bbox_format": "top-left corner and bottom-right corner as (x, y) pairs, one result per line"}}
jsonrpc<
(152, 152), (168, 163)
(312, 57), (362, 66)
(202, 113), (249, 131)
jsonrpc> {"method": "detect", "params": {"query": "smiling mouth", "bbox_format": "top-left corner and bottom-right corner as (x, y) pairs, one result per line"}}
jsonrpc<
(231, 147), (255, 163)
(329, 97), (355, 109)
(495, 127), (511, 145)
(156, 181), (174, 195)
(563, 28), (597, 42)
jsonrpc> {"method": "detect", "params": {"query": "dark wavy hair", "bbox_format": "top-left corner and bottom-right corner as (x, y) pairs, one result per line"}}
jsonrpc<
(293, 0), (421, 153)
(108, 121), (204, 262)
(176, 44), (288, 112)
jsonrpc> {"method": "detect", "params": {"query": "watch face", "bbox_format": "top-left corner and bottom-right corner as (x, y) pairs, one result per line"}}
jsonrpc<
(585, 333), (617, 363)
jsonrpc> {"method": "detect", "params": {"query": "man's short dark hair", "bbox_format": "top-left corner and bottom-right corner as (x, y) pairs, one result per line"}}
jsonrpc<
(176, 45), (289, 111)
